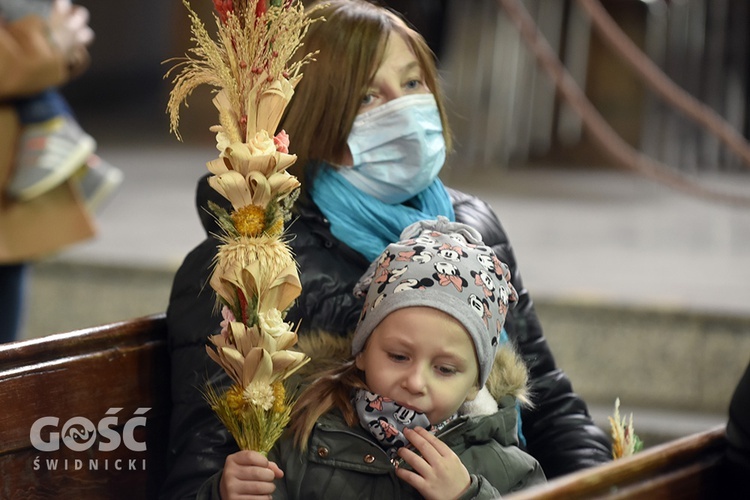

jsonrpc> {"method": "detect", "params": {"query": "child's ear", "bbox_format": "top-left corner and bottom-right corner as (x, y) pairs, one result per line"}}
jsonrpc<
(465, 384), (481, 402)
(355, 352), (365, 371)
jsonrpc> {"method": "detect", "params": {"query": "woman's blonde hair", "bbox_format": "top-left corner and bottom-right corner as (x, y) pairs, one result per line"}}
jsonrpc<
(281, 0), (452, 180)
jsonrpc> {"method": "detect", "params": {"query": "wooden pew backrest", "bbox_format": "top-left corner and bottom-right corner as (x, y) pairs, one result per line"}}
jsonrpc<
(0, 314), (170, 500)
(508, 425), (727, 499)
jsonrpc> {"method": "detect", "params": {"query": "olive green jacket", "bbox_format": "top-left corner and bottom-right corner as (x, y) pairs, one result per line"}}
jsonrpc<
(198, 342), (546, 499)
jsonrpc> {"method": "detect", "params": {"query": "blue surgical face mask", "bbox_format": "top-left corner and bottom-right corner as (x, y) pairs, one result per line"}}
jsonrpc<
(339, 93), (446, 204)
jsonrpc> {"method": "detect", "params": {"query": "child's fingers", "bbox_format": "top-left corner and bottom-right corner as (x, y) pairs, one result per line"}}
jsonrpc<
(226, 451), (278, 482)
(221, 452), (282, 499)
(69, 6), (93, 44)
(52, 0), (72, 16)
(267, 460), (285, 479)
(233, 479), (276, 496)
(396, 428), (439, 477)
(397, 444), (431, 477)
(234, 465), (278, 483)
(232, 450), (271, 467)
(398, 428), (472, 500)
(403, 427), (447, 463)
(394, 459), (427, 491)
(415, 426), (453, 454)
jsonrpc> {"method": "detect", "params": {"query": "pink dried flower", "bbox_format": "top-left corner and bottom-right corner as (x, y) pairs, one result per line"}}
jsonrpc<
(220, 305), (237, 341)
(273, 130), (290, 153)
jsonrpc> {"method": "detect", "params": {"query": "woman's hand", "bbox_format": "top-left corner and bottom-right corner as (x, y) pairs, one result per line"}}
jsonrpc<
(395, 427), (471, 500)
(219, 450), (284, 500)
(47, 0), (94, 78)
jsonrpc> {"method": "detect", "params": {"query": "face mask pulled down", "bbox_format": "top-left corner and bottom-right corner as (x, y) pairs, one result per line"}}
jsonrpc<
(340, 94), (446, 204)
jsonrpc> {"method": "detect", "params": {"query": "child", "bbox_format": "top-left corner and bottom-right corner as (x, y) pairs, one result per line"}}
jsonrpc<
(201, 218), (547, 499)
(0, 0), (122, 208)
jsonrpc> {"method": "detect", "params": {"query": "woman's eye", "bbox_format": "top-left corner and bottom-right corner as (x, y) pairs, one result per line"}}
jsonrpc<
(388, 353), (408, 362)
(361, 93), (375, 106)
(404, 79), (422, 91)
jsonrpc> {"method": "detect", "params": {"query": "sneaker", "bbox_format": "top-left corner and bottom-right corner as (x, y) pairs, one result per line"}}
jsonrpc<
(73, 154), (123, 213)
(6, 116), (96, 201)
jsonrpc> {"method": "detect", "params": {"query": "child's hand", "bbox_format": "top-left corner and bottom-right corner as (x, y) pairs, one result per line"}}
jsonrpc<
(395, 427), (471, 500)
(48, 0), (94, 78)
(219, 450), (284, 500)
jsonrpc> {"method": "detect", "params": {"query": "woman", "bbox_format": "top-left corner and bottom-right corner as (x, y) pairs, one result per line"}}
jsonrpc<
(161, 1), (611, 498)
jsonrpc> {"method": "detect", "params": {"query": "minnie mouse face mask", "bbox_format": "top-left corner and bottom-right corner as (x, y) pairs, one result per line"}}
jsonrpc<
(354, 389), (432, 459)
(339, 94), (446, 204)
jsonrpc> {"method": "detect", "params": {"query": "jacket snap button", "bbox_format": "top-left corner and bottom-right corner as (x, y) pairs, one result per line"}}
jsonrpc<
(363, 454), (376, 464)
(317, 447), (329, 458)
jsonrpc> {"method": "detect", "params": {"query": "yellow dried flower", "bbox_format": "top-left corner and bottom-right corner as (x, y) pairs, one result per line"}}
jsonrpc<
(266, 216), (284, 237)
(226, 384), (247, 414)
(232, 204), (267, 237)
(272, 381), (286, 414)
(609, 398), (643, 459)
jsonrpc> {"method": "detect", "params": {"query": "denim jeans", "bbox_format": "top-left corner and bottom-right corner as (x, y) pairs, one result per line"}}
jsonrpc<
(14, 89), (72, 125)
(0, 263), (27, 343)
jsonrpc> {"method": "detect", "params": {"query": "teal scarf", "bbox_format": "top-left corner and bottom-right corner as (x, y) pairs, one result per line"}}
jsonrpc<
(310, 165), (455, 262)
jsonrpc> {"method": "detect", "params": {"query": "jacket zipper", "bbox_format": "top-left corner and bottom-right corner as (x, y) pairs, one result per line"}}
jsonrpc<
(390, 418), (466, 468)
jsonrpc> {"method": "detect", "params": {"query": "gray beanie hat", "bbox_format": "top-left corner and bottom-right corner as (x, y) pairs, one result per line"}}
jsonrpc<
(352, 217), (518, 386)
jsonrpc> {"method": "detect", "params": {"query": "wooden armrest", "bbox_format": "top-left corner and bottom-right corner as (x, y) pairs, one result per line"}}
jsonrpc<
(505, 426), (726, 500)
(508, 425), (727, 499)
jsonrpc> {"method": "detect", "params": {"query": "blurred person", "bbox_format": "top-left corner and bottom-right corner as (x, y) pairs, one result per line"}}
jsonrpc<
(0, 0), (119, 342)
(162, 1), (612, 497)
(0, 0), (122, 204)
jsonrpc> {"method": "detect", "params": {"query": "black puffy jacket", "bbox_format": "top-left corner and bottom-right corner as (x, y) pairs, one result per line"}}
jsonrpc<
(159, 174), (611, 499)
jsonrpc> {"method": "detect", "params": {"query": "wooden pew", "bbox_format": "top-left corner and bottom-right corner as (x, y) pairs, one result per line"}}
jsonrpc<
(0, 314), (170, 500)
(508, 425), (727, 499)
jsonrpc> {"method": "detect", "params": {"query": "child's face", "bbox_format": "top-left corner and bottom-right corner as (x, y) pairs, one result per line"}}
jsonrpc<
(355, 306), (480, 424)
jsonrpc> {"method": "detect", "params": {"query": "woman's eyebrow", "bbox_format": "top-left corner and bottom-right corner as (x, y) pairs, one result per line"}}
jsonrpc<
(400, 61), (421, 74)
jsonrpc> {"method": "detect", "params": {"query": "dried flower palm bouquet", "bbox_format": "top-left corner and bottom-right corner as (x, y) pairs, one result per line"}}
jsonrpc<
(166, 0), (319, 454)
(609, 398), (643, 459)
